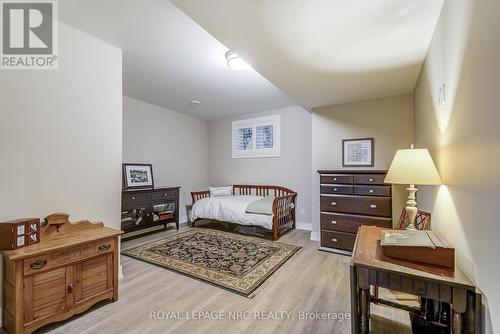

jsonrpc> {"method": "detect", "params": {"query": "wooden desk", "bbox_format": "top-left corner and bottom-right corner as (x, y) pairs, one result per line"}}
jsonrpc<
(350, 226), (481, 334)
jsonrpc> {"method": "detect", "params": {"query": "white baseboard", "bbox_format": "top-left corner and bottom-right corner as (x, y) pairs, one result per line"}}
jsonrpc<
(296, 222), (312, 231)
(310, 231), (320, 241)
(119, 265), (124, 280)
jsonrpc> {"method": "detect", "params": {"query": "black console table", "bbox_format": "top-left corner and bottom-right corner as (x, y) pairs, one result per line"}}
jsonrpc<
(121, 186), (180, 237)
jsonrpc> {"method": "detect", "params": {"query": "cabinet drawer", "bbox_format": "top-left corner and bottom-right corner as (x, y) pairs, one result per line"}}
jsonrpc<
(122, 192), (150, 205)
(321, 230), (356, 251)
(354, 185), (391, 197)
(321, 213), (392, 233)
(152, 189), (178, 200)
(320, 195), (392, 217)
(320, 184), (353, 195)
(320, 175), (353, 185)
(353, 174), (387, 185)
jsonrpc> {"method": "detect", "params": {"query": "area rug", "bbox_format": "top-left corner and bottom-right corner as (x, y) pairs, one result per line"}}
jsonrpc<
(122, 228), (300, 296)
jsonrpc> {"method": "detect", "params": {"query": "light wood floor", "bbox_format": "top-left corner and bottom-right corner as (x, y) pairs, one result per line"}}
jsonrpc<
(4, 226), (413, 334)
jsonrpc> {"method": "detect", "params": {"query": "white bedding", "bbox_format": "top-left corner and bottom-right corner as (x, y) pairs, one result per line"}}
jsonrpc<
(190, 195), (274, 230)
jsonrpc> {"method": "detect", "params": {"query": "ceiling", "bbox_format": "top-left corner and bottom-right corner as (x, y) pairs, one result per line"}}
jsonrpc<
(59, 0), (295, 119)
(172, 0), (444, 109)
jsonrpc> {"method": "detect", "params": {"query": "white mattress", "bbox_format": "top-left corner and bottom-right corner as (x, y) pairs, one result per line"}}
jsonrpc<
(190, 195), (273, 230)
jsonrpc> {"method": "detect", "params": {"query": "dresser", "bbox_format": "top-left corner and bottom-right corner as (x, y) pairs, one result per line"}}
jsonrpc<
(318, 170), (392, 255)
(2, 213), (123, 334)
(121, 186), (180, 237)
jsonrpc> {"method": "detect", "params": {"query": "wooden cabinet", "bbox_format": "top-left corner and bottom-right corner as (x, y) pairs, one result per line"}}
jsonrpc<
(121, 186), (180, 237)
(2, 213), (123, 334)
(318, 170), (392, 255)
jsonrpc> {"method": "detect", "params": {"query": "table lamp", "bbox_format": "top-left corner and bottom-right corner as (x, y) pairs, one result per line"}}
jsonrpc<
(384, 146), (441, 230)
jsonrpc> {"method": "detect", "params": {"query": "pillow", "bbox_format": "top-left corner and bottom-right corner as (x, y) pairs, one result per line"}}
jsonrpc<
(245, 196), (275, 215)
(209, 186), (233, 197)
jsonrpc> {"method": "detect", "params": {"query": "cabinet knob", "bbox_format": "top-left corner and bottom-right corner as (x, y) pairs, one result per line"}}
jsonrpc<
(331, 220), (337, 225)
(68, 283), (75, 294)
(164, 194), (167, 197)
(369, 189), (374, 193)
(331, 202), (337, 206)
(369, 178), (374, 182)
(30, 259), (47, 270)
(370, 204), (377, 208)
(131, 196), (135, 200)
(333, 188), (337, 191)
(99, 244), (112, 251)
(333, 178), (337, 181)
(331, 238), (338, 243)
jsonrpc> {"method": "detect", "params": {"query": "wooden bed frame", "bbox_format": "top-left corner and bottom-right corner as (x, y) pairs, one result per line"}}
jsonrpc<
(191, 185), (297, 241)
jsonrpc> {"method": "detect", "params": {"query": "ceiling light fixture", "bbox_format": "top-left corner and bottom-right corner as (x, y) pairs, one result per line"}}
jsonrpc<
(225, 50), (251, 71)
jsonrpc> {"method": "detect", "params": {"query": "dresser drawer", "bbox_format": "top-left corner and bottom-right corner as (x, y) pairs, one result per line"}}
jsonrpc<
(320, 175), (353, 185)
(320, 195), (392, 217)
(321, 230), (356, 251)
(353, 174), (387, 185)
(122, 192), (150, 205)
(152, 189), (178, 200)
(320, 184), (353, 195)
(354, 185), (391, 197)
(321, 213), (392, 233)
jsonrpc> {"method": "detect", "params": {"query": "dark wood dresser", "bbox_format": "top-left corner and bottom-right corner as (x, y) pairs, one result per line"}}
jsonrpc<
(318, 170), (392, 255)
(121, 186), (180, 238)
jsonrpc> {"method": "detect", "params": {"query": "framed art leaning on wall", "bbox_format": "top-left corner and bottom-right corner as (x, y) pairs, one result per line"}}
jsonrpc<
(123, 163), (154, 189)
(342, 138), (374, 167)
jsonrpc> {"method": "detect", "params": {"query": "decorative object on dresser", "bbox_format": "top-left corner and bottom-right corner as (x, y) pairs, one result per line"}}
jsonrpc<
(397, 209), (431, 230)
(0, 218), (40, 250)
(121, 186), (180, 238)
(122, 163), (154, 189)
(122, 228), (300, 297)
(384, 146), (441, 230)
(1, 213), (123, 334)
(191, 185), (296, 241)
(351, 226), (481, 334)
(318, 170), (392, 255)
(342, 138), (374, 167)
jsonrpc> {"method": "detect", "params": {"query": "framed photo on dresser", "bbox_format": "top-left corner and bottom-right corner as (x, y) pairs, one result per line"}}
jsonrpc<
(342, 138), (374, 167)
(123, 163), (154, 189)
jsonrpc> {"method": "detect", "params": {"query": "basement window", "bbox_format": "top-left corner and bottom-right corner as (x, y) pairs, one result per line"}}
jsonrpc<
(232, 115), (281, 158)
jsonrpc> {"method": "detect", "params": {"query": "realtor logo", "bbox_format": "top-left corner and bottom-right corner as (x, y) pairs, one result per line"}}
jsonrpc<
(1, 0), (58, 69)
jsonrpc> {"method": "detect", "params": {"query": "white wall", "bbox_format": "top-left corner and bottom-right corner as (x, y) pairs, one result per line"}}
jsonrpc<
(414, 0), (499, 331)
(311, 94), (414, 236)
(207, 106), (312, 228)
(122, 97), (208, 221)
(0, 22), (122, 324)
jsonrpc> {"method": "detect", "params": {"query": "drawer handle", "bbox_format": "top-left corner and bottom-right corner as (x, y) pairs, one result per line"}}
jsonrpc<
(30, 259), (47, 270)
(331, 220), (337, 225)
(333, 188), (337, 191)
(131, 196), (135, 200)
(331, 238), (338, 243)
(370, 204), (377, 209)
(164, 193), (167, 197)
(331, 202), (337, 206)
(99, 244), (112, 251)
(68, 283), (75, 294)
(333, 178), (337, 181)
(369, 178), (374, 182)
(369, 189), (374, 193)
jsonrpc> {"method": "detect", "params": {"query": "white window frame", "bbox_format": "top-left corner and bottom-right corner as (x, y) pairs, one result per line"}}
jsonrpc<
(232, 115), (281, 159)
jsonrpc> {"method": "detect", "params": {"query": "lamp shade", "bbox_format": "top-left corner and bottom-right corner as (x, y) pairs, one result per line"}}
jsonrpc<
(384, 148), (441, 185)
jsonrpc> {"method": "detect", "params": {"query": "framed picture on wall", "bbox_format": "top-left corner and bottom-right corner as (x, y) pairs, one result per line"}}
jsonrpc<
(123, 163), (154, 189)
(342, 138), (374, 167)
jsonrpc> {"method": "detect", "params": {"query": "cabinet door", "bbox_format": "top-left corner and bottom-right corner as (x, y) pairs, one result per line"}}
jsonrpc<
(23, 266), (72, 323)
(74, 254), (113, 303)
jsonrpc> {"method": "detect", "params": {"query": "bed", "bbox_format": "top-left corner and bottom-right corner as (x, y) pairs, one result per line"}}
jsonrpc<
(191, 185), (297, 240)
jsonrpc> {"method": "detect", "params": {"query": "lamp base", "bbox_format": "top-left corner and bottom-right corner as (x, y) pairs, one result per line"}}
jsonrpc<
(405, 185), (418, 230)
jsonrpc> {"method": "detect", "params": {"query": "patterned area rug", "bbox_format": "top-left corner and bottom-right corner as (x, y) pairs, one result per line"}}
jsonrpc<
(122, 228), (300, 296)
